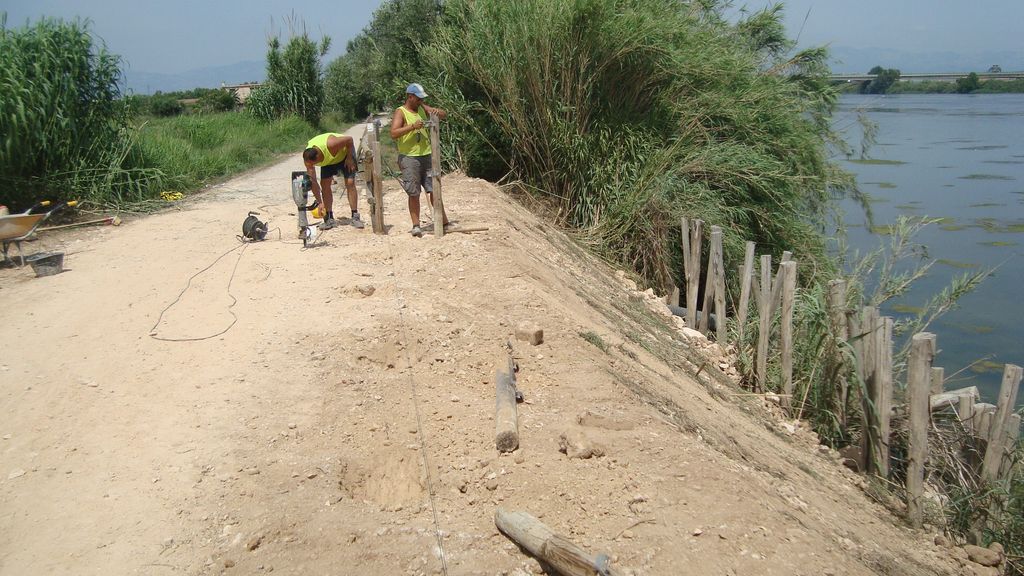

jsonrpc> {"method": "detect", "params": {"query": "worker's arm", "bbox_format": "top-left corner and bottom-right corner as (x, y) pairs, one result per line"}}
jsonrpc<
(390, 107), (422, 139)
(422, 103), (447, 120)
(304, 162), (321, 204)
(341, 135), (357, 173)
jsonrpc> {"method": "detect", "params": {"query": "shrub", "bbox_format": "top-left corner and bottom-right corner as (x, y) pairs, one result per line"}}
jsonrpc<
(147, 93), (185, 117)
(198, 89), (238, 113)
(249, 21), (330, 125)
(0, 15), (162, 208)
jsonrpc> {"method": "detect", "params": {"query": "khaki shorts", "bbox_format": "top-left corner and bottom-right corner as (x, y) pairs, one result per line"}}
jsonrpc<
(398, 154), (433, 197)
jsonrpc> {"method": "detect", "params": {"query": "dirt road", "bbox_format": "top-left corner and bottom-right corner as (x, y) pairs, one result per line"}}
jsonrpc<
(1, 132), (964, 575)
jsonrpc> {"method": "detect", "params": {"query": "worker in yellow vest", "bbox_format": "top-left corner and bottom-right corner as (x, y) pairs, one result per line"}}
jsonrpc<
(390, 83), (447, 237)
(302, 132), (363, 230)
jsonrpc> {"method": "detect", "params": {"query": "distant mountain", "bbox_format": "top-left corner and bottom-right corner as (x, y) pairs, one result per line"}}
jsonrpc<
(122, 61), (266, 94)
(827, 46), (1024, 74)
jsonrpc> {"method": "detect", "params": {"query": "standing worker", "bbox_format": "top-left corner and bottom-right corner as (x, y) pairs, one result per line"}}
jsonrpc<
(302, 132), (364, 230)
(391, 83), (447, 237)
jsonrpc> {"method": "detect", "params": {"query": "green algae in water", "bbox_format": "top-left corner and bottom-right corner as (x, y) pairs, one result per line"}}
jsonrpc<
(847, 158), (908, 166)
(983, 160), (1024, 165)
(958, 174), (1015, 181)
(940, 224), (968, 231)
(968, 202), (1007, 208)
(870, 225), (895, 235)
(862, 181), (898, 189)
(890, 303), (924, 315)
(957, 145), (1009, 151)
(937, 258), (979, 269)
(895, 204), (920, 210)
(970, 359), (1004, 375)
(960, 324), (996, 335)
(979, 241), (1019, 247)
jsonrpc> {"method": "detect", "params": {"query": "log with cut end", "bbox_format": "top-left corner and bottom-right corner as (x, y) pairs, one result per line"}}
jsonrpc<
(495, 352), (519, 453)
(929, 386), (979, 412)
(495, 509), (626, 576)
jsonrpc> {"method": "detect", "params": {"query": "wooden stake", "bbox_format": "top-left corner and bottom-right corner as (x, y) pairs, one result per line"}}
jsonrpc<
(699, 227), (719, 335)
(906, 332), (936, 528)
(975, 403), (997, 442)
(930, 367), (945, 396)
(686, 220), (703, 329)
(495, 509), (626, 576)
(958, 393), (977, 433)
(780, 261), (797, 412)
(370, 129), (385, 235)
(736, 241), (756, 345)
(429, 112), (445, 238)
(874, 316), (894, 479)
(827, 280), (848, 426)
(981, 364), (1023, 483)
(999, 414), (1022, 478)
(711, 226), (727, 342)
(756, 254), (772, 390)
(495, 352), (520, 453)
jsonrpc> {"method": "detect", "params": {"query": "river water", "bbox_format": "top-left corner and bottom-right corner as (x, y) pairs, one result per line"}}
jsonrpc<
(833, 94), (1024, 404)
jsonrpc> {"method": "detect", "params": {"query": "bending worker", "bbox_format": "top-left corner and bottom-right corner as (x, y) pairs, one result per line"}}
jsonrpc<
(390, 83), (447, 237)
(302, 132), (364, 229)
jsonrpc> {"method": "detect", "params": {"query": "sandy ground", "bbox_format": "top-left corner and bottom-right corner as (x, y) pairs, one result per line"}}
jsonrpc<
(1, 127), (968, 575)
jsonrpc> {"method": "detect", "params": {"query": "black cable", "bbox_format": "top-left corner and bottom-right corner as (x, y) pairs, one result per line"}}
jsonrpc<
(148, 241), (249, 342)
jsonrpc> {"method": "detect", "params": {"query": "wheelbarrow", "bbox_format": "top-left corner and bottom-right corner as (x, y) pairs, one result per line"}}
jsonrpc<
(0, 200), (78, 266)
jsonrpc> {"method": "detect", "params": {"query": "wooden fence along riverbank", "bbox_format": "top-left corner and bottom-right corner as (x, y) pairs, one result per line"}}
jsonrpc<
(678, 217), (1022, 529)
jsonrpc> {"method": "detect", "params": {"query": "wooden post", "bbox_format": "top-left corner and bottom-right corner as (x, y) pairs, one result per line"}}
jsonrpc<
(711, 227), (727, 342)
(780, 261), (797, 412)
(906, 332), (936, 528)
(827, 280), (848, 426)
(370, 127), (385, 234)
(981, 364), (1023, 483)
(1000, 414), (1022, 478)
(976, 403), (997, 441)
(495, 352), (520, 453)
(930, 367), (945, 396)
(958, 393), (977, 433)
(685, 220), (703, 329)
(858, 307), (880, 475)
(495, 509), (626, 576)
(874, 316), (894, 479)
(756, 254), (772, 390)
(699, 227), (719, 335)
(429, 112), (445, 238)
(736, 241), (756, 345)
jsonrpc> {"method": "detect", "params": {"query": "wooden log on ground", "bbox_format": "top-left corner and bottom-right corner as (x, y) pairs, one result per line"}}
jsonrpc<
(981, 364), (1023, 483)
(711, 226), (727, 342)
(827, 279), (848, 426)
(429, 112), (445, 238)
(736, 241), (756, 345)
(495, 352), (520, 453)
(930, 386), (980, 412)
(756, 254), (772, 390)
(495, 509), (626, 576)
(686, 219), (703, 330)
(906, 332), (936, 528)
(780, 261), (797, 412)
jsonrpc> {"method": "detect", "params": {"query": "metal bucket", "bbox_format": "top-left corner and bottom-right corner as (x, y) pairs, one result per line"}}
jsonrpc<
(25, 251), (65, 277)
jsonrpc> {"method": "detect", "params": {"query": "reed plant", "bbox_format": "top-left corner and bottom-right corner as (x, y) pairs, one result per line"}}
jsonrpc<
(423, 0), (853, 286)
(0, 15), (163, 209)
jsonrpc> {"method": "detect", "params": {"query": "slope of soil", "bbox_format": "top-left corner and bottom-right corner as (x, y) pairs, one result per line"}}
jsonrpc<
(1, 140), (964, 575)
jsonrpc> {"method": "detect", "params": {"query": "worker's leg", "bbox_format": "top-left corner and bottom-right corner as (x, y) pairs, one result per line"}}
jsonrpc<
(320, 176), (334, 216)
(399, 154), (423, 235)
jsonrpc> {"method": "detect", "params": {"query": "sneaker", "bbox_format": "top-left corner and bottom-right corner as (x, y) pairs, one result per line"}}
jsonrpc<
(411, 225), (423, 237)
(320, 218), (336, 230)
(350, 213), (365, 229)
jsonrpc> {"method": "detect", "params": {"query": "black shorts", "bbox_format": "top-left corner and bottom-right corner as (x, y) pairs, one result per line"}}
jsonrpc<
(320, 160), (358, 181)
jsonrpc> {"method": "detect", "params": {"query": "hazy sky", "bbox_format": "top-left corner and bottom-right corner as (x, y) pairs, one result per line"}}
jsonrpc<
(1, 0), (1022, 74)
(733, 0), (1024, 54)
(0, 0), (385, 74)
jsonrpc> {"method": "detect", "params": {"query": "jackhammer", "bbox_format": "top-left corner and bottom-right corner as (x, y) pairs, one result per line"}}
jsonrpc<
(290, 170), (320, 247)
